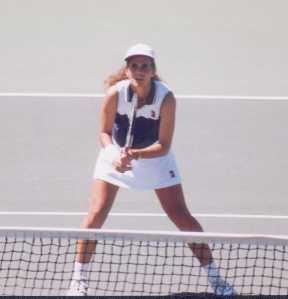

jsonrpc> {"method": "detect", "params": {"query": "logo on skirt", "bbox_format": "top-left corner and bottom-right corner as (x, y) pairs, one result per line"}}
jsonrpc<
(169, 170), (176, 178)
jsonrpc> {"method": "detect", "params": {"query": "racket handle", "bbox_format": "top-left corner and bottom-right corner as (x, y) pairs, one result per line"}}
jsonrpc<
(121, 146), (129, 155)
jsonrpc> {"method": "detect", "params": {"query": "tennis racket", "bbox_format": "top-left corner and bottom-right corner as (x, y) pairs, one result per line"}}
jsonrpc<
(124, 93), (138, 149)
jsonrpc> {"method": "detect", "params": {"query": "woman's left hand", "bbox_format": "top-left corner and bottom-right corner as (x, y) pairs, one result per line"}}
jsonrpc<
(112, 148), (133, 173)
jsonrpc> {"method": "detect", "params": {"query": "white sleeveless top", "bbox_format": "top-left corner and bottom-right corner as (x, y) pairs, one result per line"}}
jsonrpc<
(93, 80), (181, 189)
(112, 79), (170, 149)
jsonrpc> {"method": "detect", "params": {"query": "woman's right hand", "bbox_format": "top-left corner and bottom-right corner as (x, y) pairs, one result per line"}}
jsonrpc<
(112, 148), (133, 173)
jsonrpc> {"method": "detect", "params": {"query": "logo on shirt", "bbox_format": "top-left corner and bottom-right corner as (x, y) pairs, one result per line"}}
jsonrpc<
(169, 170), (176, 178)
(150, 110), (156, 118)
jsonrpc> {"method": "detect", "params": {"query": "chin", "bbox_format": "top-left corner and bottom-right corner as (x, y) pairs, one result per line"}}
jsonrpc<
(133, 78), (146, 84)
(130, 78), (150, 87)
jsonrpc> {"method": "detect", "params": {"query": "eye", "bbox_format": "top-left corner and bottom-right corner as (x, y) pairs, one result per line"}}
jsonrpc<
(129, 63), (152, 72)
(141, 64), (149, 71)
(131, 63), (138, 70)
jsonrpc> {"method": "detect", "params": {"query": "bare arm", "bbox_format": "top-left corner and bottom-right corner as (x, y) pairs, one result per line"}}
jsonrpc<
(99, 87), (118, 148)
(128, 92), (176, 159)
(99, 87), (132, 172)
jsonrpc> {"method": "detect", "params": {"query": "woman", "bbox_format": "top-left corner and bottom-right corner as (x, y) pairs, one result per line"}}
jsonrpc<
(68, 44), (236, 296)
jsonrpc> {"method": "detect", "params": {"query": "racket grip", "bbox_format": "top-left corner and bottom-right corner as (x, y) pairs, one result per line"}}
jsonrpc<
(122, 146), (129, 153)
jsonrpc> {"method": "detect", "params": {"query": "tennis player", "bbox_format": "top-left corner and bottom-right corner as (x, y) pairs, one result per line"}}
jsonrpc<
(67, 44), (236, 296)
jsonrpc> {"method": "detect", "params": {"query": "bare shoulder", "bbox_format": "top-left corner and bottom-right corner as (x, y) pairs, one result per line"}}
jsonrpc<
(161, 91), (176, 112)
(105, 85), (118, 101)
(102, 86), (118, 110)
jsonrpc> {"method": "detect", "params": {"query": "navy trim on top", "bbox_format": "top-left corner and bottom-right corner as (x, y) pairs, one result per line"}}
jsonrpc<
(112, 113), (160, 149)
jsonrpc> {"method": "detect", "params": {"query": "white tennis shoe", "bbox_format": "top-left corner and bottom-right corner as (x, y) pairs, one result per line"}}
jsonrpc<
(210, 277), (237, 296)
(67, 278), (88, 296)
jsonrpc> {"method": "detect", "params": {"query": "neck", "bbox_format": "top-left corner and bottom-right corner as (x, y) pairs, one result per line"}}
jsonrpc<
(131, 80), (152, 102)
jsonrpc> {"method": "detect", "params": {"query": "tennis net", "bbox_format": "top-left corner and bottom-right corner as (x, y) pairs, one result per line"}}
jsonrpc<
(0, 227), (288, 297)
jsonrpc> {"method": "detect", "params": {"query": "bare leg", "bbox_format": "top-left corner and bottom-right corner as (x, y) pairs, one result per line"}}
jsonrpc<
(76, 179), (119, 263)
(155, 184), (213, 266)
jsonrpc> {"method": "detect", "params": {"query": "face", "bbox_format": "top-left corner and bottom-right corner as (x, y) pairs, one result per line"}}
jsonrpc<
(125, 56), (155, 85)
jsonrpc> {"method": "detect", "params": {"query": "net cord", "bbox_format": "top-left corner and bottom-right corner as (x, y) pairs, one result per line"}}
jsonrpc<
(0, 227), (288, 246)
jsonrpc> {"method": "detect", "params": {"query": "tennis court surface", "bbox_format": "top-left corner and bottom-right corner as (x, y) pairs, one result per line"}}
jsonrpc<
(0, 95), (288, 297)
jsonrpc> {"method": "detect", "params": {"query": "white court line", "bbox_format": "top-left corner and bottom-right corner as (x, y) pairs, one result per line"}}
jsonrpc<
(0, 92), (288, 101)
(0, 211), (288, 220)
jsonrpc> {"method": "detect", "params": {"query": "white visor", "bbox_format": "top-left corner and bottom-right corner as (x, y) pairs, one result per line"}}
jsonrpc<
(124, 43), (155, 61)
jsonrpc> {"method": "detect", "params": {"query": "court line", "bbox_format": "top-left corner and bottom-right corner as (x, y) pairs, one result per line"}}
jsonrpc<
(0, 92), (288, 101)
(0, 211), (288, 220)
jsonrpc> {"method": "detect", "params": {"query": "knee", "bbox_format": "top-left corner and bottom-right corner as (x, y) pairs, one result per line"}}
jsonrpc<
(87, 195), (114, 221)
(167, 209), (203, 232)
(166, 206), (191, 222)
(88, 207), (108, 222)
(82, 206), (109, 228)
(165, 209), (182, 227)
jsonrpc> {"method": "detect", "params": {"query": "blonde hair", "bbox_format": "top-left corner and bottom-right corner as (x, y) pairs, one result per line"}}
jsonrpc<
(104, 62), (162, 89)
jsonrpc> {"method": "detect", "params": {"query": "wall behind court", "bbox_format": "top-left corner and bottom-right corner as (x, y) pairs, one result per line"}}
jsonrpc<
(0, 0), (288, 95)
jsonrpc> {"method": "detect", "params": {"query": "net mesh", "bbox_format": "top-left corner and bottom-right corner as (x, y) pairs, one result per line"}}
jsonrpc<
(0, 228), (288, 297)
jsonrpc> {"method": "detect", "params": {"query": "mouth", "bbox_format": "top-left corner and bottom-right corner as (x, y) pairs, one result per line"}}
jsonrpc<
(134, 77), (145, 82)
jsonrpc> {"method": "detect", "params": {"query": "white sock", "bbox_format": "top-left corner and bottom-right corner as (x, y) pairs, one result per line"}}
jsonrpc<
(203, 262), (221, 283)
(72, 262), (89, 280)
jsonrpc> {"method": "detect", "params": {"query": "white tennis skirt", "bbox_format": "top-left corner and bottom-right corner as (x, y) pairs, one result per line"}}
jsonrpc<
(93, 144), (181, 189)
